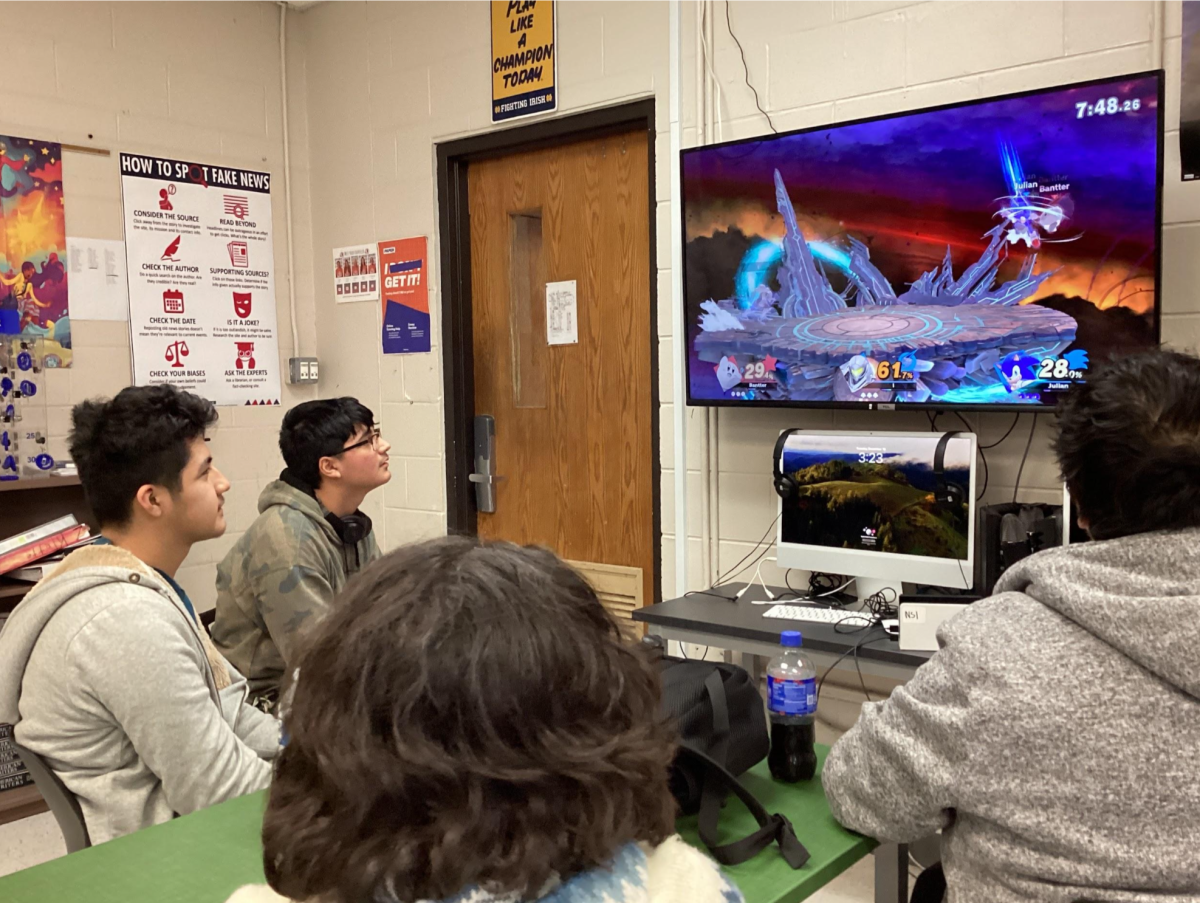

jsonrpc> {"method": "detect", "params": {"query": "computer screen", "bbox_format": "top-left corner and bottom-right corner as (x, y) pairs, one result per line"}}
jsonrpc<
(682, 71), (1163, 411)
(777, 431), (976, 590)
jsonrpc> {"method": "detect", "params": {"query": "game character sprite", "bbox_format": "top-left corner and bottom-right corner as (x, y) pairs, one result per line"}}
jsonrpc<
(995, 352), (1040, 393)
(840, 354), (876, 393)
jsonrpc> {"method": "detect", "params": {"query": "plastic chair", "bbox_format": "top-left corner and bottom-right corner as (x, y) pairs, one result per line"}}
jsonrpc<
(13, 743), (91, 853)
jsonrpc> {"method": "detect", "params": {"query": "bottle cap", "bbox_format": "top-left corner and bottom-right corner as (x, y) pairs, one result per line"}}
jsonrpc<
(781, 630), (802, 647)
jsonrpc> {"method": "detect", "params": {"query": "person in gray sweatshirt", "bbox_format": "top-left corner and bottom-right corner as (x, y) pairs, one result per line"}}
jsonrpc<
(0, 385), (280, 845)
(823, 348), (1200, 903)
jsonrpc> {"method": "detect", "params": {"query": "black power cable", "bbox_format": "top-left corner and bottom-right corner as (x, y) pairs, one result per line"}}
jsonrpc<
(725, 1), (777, 134)
(1013, 414), (1039, 503)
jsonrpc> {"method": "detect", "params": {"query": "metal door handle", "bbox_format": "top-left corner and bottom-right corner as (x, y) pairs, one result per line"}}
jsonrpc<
(472, 414), (502, 513)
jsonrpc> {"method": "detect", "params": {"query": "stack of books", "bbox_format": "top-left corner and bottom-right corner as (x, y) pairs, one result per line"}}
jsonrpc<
(0, 723), (32, 792)
(0, 515), (94, 582)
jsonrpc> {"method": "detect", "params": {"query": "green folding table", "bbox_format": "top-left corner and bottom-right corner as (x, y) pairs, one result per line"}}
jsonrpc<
(0, 748), (887, 903)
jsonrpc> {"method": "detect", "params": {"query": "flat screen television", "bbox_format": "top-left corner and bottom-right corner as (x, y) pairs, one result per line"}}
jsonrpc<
(681, 71), (1163, 411)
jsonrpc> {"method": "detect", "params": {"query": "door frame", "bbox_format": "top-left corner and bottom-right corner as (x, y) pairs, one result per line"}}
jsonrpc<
(435, 99), (661, 602)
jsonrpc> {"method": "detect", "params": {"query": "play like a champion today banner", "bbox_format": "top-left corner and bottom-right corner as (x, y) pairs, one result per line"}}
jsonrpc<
(120, 153), (281, 406)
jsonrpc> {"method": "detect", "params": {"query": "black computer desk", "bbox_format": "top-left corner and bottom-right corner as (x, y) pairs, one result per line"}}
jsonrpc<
(634, 582), (933, 682)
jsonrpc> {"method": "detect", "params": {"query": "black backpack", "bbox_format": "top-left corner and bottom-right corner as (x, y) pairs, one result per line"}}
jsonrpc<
(657, 652), (810, 869)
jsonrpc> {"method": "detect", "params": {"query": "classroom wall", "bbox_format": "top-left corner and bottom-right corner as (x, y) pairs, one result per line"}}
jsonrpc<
(0, 2), (318, 611)
(292, 0), (1197, 602)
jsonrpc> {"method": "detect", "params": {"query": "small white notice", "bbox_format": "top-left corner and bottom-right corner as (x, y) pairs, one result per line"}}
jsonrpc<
(546, 279), (578, 346)
(67, 237), (129, 321)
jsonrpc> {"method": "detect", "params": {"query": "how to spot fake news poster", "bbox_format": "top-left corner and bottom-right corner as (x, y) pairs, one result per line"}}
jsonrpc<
(120, 154), (281, 407)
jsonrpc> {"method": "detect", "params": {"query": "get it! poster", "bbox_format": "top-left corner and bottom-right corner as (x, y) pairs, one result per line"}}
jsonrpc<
(379, 237), (430, 354)
(0, 135), (70, 366)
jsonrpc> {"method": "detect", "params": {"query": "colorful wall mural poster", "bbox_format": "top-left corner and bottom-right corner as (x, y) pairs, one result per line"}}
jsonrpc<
(0, 135), (70, 366)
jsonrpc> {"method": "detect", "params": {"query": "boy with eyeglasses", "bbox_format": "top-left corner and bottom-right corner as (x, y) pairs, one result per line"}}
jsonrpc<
(212, 397), (391, 711)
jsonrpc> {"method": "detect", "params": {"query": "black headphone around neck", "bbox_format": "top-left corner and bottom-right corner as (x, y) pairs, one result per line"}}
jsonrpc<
(279, 468), (373, 548)
(772, 429), (802, 499)
(933, 431), (965, 509)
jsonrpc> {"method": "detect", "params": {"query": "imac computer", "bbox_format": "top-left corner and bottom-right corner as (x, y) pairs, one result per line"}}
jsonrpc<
(775, 430), (977, 599)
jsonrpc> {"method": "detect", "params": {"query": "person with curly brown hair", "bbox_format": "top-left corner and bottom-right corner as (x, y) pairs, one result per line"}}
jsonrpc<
(227, 536), (744, 903)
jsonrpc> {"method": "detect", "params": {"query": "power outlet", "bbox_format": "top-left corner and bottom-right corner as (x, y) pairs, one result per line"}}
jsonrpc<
(288, 357), (319, 384)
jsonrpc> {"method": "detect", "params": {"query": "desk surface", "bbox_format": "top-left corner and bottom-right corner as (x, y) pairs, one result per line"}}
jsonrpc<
(635, 584), (932, 669)
(677, 750), (874, 903)
(0, 752), (869, 903)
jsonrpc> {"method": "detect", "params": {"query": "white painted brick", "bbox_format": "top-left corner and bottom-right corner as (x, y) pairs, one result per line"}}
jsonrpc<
(60, 152), (121, 202)
(61, 194), (122, 244)
(429, 53), (490, 121)
(8, 37), (58, 100)
(72, 319), (129, 348)
(654, 130), (672, 201)
(46, 405), (73, 441)
(1064, 1), (1153, 56)
(657, 269), (674, 338)
(717, 407), (835, 474)
(975, 44), (1152, 99)
(660, 468), (707, 539)
(558, 4), (605, 86)
(838, 0), (921, 21)
(380, 356), (405, 404)
(218, 133), (274, 168)
(721, 105), (834, 142)
(659, 403), (707, 471)
(659, 336), (674, 400)
(404, 457), (445, 511)
(382, 507), (446, 551)
(1166, 0), (1183, 39)
(1162, 312), (1200, 354)
(169, 67), (267, 138)
(602, 1), (668, 78)
(115, 114), (224, 160)
(656, 199), (673, 270)
(768, 23), (844, 110)
(717, 471), (777, 543)
(382, 402), (444, 458)
(659, 534), (708, 598)
(833, 78), (981, 123)
(905, 2), (1064, 85)
(1166, 35), (1182, 132)
(50, 1), (115, 53)
(0, 93), (118, 147)
(383, 457), (408, 510)
(56, 45), (169, 117)
(223, 479), (262, 536)
(718, 537), (787, 589)
(1161, 224), (1200, 315)
(402, 353), (443, 403)
(839, 12), (909, 99)
(44, 369), (71, 408)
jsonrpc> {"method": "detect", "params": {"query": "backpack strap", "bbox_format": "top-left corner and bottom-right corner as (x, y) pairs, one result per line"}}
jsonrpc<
(683, 742), (811, 870)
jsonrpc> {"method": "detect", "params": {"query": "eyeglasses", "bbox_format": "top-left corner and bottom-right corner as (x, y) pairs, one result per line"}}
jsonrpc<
(335, 427), (383, 455)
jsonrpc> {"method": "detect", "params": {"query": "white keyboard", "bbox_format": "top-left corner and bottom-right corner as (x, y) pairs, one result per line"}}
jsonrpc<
(761, 604), (873, 626)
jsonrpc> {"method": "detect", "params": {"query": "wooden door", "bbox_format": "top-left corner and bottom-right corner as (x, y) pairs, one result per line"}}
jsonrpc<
(468, 129), (655, 616)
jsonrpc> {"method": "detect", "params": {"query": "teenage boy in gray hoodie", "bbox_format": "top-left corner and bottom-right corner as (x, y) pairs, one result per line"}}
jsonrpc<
(0, 385), (279, 844)
(823, 349), (1200, 902)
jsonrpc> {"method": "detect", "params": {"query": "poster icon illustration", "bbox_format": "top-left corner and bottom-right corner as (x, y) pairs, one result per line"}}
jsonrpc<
(163, 290), (184, 314)
(161, 236), (182, 261)
(228, 241), (248, 267)
(233, 291), (252, 318)
(224, 194), (249, 220)
(165, 340), (189, 368)
(235, 342), (256, 369)
(159, 184), (176, 211)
